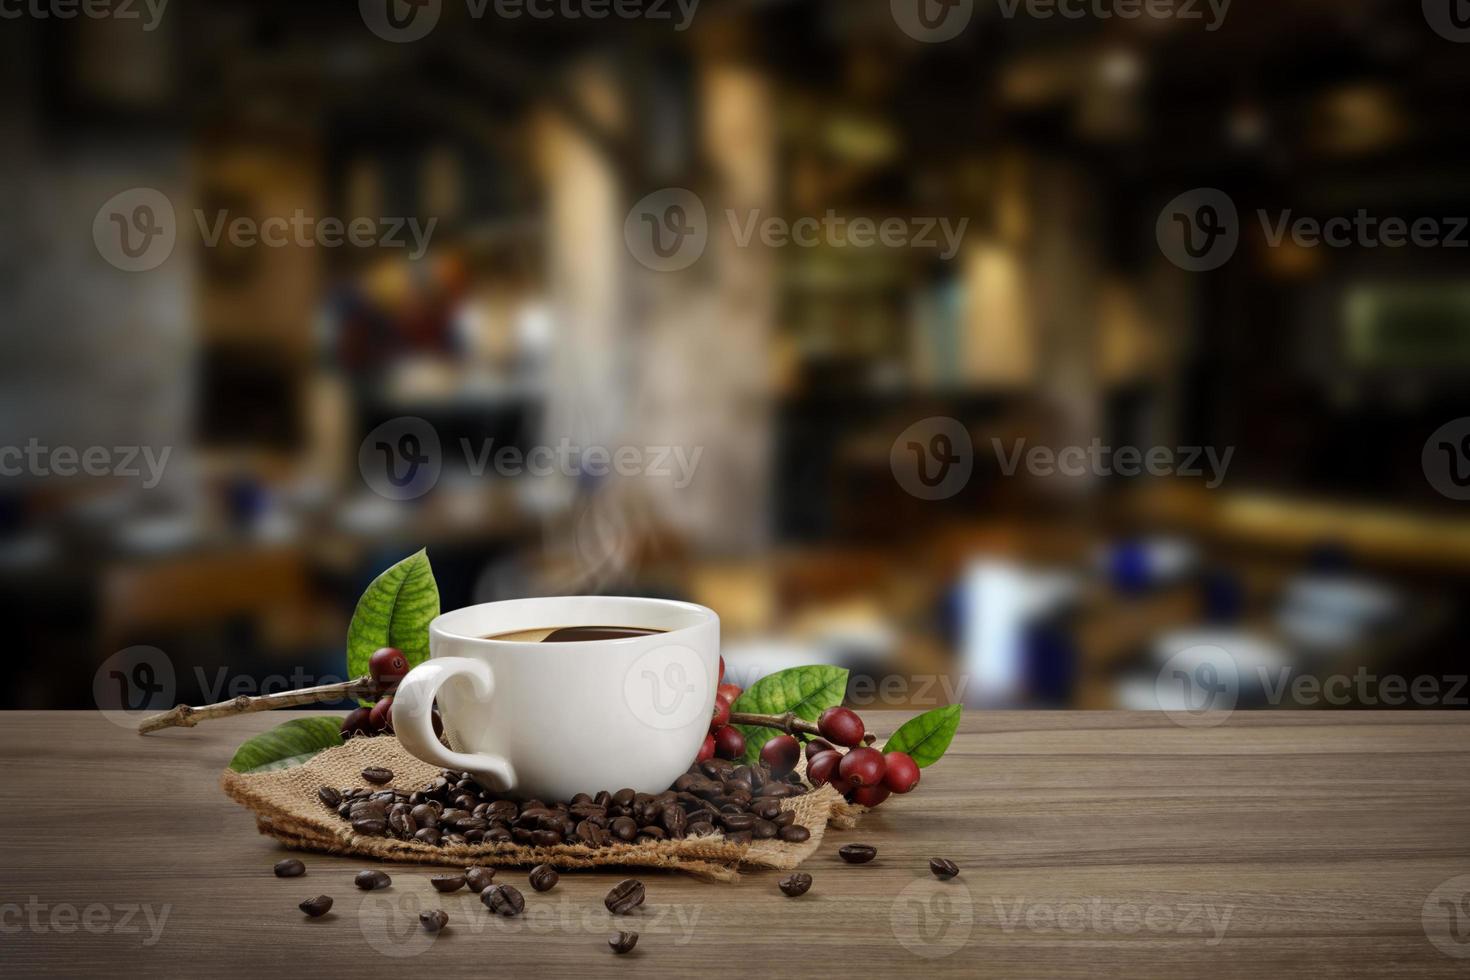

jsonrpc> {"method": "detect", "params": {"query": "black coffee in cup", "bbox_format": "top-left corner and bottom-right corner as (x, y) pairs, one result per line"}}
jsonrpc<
(482, 626), (667, 642)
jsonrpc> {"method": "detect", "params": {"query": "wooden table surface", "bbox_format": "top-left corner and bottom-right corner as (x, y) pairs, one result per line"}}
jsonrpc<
(3, 710), (1469, 978)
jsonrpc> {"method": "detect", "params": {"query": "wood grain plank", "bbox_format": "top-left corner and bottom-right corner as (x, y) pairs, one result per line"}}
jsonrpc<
(1, 711), (1467, 978)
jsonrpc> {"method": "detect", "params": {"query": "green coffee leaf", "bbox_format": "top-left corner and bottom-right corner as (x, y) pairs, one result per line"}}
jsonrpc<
(731, 665), (849, 765)
(346, 549), (439, 701)
(228, 716), (344, 773)
(881, 703), (962, 768)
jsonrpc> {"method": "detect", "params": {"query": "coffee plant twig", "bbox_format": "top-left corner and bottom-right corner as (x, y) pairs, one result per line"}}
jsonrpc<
(729, 711), (878, 745)
(136, 677), (391, 735)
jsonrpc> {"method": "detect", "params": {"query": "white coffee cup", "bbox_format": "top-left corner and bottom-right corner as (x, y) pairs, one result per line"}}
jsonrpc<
(393, 596), (720, 801)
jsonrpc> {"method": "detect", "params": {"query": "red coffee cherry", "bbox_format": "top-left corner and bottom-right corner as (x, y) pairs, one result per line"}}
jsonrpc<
(759, 735), (801, 777)
(340, 706), (373, 739)
(805, 738), (839, 761)
(710, 698), (730, 731)
(695, 733), (716, 763)
(849, 783), (891, 808)
(718, 655), (725, 683)
(716, 683), (743, 707)
(712, 725), (746, 760)
(368, 695), (395, 734)
(818, 707), (866, 748)
(368, 647), (410, 685)
(882, 751), (920, 794)
(806, 750), (842, 787)
(837, 747), (886, 789)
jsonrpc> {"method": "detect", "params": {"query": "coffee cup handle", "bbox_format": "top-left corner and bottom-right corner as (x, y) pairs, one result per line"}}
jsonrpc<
(391, 658), (517, 793)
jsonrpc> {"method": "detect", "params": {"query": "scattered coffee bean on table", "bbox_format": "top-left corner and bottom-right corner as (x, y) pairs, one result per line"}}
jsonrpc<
(354, 869), (392, 891)
(482, 884), (525, 917)
(605, 879), (645, 914)
(299, 895), (333, 918)
(465, 867), (496, 892)
(430, 873), (465, 893)
(529, 864), (559, 892)
(778, 872), (813, 897)
(274, 859), (305, 878)
(838, 844), (877, 864)
(361, 766), (394, 785)
(419, 910), (449, 933)
(930, 858), (959, 880)
(609, 931), (639, 954)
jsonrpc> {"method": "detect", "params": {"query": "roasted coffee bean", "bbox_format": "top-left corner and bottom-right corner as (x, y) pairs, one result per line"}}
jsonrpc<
(463, 829), (485, 844)
(611, 816), (638, 842)
(350, 799), (387, 817)
(419, 910), (449, 932)
(929, 858), (960, 880)
(773, 811), (797, 828)
(317, 786), (341, 808)
(661, 805), (687, 839)
(608, 930), (639, 954)
(355, 869), (392, 890)
(444, 833), (468, 846)
(481, 884), (525, 917)
(636, 826), (665, 841)
(388, 809), (417, 836)
(430, 873), (466, 893)
(511, 827), (534, 844)
(721, 813), (756, 832)
(577, 820), (608, 847)
(337, 802), (353, 818)
(453, 793), (477, 810)
(777, 825), (811, 844)
(299, 895), (333, 917)
(457, 817), (489, 834)
(361, 766), (394, 785)
(612, 788), (636, 807)
(725, 831), (753, 845)
(351, 817), (387, 836)
(414, 827), (442, 846)
(531, 829), (563, 848)
(752, 819), (778, 840)
(751, 798), (782, 820)
(441, 808), (471, 826)
(411, 804), (439, 828)
(605, 879), (645, 915)
(686, 821), (715, 837)
(778, 872), (813, 897)
(528, 864), (560, 892)
(485, 827), (512, 844)
(838, 843), (877, 864)
(274, 858), (306, 878)
(465, 867), (496, 892)
(487, 800), (518, 821)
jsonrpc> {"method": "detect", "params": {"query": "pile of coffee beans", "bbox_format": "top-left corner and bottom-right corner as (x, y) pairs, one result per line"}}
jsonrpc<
(317, 755), (813, 849)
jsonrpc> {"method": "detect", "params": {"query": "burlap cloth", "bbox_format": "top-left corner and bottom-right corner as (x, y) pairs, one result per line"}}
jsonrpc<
(221, 737), (864, 882)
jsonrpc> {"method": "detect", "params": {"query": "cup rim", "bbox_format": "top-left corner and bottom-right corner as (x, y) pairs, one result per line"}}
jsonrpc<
(430, 596), (718, 649)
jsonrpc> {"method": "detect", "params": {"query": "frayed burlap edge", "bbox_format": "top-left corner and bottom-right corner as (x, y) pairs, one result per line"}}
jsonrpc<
(221, 736), (865, 882)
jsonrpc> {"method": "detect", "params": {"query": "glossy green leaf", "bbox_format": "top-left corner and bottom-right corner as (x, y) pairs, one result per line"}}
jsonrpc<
(731, 665), (849, 765)
(228, 716), (344, 773)
(881, 703), (962, 768)
(346, 549), (439, 702)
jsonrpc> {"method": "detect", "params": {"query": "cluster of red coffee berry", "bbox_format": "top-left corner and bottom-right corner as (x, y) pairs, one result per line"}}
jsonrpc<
(696, 656), (748, 762)
(694, 659), (919, 809)
(340, 648), (444, 739)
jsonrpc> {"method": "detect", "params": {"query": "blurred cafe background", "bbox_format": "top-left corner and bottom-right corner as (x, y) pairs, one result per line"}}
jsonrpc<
(3, 0), (1469, 715)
